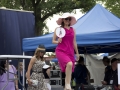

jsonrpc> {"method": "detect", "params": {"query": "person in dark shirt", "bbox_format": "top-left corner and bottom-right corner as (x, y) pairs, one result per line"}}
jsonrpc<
(102, 56), (111, 73)
(102, 58), (120, 89)
(74, 56), (90, 90)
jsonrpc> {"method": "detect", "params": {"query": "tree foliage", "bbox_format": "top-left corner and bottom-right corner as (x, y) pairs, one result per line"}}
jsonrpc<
(0, 0), (96, 35)
(97, 0), (120, 18)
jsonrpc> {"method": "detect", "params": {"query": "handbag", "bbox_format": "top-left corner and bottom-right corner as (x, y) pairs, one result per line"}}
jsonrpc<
(26, 79), (38, 87)
(30, 79), (38, 87)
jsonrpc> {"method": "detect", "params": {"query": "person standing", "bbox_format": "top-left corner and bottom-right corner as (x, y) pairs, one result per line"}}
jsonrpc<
(17, 62), (27, 90)
(26, 45), (46, 90)
(0, 60), (18, 90)
(74, 56), (89, 90)
(102, 56), (111, 73)
(102, 58), (120, 89)
(52, 13), (79, 90)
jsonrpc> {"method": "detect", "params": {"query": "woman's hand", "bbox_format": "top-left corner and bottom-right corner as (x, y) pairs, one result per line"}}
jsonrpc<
(27, 79), (32, 86)
(15, 85), (19, 90)
(118, 85), (120, 90)
(58, 38), (62, 43)
(76, 54), (79, 61)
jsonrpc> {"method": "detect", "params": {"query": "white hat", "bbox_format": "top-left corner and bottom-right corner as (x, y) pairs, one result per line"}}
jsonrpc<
(43, 65), (50, 69)
(56, 12), (76, 26)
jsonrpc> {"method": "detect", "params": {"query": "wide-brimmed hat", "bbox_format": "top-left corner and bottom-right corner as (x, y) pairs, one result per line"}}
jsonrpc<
(56, 13), (77, 26)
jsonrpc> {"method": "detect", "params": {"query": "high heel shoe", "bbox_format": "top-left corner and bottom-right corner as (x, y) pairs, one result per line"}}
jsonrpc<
(65, 84), (71, 90)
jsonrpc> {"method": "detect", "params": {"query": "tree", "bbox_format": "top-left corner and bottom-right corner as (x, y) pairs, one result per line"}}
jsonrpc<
(97, 0), (120, 18)
(0, 0), (96, 35)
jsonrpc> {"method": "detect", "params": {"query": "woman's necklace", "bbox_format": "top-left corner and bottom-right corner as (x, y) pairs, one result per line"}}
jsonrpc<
(64, 27), (70, 30)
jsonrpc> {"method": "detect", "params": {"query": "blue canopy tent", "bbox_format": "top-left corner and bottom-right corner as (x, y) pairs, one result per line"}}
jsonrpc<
(22, 4), (120, 53)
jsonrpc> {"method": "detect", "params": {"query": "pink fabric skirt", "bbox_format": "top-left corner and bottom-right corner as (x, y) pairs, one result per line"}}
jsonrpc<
(55, 50), (75, 72)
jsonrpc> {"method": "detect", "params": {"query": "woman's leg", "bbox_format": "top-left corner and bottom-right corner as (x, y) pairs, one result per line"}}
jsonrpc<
(65, 61), (72, 90)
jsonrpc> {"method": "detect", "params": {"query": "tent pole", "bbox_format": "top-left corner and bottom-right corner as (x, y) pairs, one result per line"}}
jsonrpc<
(84, 47), (87, 66)
(84, 47), (91, 85)
(23, 52), (25, 90)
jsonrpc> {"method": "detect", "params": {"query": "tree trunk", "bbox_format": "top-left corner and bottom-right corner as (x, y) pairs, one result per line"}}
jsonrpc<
(34, 5), (44, 36)
(35, 20), (44, 36)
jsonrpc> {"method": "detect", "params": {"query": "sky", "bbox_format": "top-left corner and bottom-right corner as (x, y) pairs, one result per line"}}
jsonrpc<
(46, 9), (84, 32)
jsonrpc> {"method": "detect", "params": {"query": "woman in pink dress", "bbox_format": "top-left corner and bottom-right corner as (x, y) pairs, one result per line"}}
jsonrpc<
(52, 13), (79, 90)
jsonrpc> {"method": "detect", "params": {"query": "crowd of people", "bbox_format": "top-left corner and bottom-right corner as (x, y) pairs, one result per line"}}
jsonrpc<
(102, 57), (120, 89)
(0, 55), (120, 90)
(72, 56), (120, 90)
(0, 45), (52, 90)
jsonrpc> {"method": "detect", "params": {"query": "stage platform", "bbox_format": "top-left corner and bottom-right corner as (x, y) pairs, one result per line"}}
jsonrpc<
(51, 86), (64, 90)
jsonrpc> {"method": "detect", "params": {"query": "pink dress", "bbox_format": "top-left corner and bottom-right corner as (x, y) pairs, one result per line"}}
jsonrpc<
(55, 27), (75, 72)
